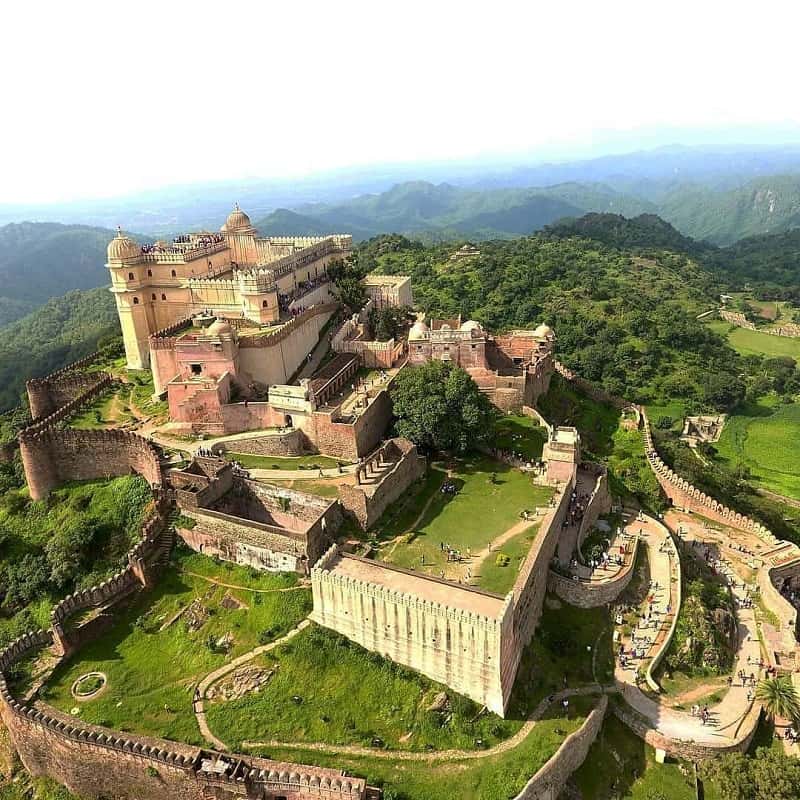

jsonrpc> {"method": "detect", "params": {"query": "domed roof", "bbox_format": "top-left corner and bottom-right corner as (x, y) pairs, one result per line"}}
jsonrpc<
(533, 323), (554, 339)
(223, 203), (252, 232)
(408, 320), (429, 341)
(460, 319), (482, 333)
(206, 319), (234, 337)
(107, 228), (140, 262)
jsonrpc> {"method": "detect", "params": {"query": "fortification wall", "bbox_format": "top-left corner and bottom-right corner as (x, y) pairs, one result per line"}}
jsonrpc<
(27, 370), (109, 421)
(338, 440), (426, 529)
(20, 428), (163, 501)
(0, 633), (366, 800)
(511, 695), (607, 800)
(312, 547), (512, 715)
(640, 409), (778, 545)
(719, 308), (800, 338)
(212, 428), (311, 457)
(547, 537), (638, 609)
(238, 304), (338, 386)
(576, 464), (612, 552)
(613, 697), (760, 760)
(554, 362), (627, 409)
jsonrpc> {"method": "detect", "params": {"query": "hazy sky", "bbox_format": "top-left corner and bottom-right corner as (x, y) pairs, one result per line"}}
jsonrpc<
(3, 0), (800, 203)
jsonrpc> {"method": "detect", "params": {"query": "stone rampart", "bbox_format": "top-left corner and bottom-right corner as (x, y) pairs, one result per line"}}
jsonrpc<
(26, 369), (110, 422)
(719, 308), (800, 338)
(19, 427), (163, 501)
(575, 463), (612, 553)
(547, 536), (639, 609)
(640, 409), (778, 545)
(613, 695), (760, 761)
(554, 362), (627, 409)
(338, 439), (426, 529)
(212, 428), (311, 457)
(511, 695), (607, 800)
(0, 632), (366, 800)
(238, 303), (338, 349)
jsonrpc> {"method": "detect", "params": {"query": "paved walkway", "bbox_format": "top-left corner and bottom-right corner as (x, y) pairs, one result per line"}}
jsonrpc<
(194, 618), (312, 751)
(615, 513), (762, 748)
(240, 685), (612, 761)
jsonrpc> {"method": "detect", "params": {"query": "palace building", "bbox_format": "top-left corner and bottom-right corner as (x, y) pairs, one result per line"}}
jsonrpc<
(106, 205), (351, 370)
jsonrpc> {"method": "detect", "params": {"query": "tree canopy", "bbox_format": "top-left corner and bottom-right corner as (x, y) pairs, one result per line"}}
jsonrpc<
(390, 360), (495, 453)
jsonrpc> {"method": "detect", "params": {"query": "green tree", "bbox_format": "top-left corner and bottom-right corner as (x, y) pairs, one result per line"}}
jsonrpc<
(390, 361), (494, 453)
(755, 676), (800, 723)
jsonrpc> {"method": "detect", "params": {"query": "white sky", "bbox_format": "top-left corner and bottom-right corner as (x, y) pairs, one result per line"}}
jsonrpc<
(2, 0), (800, 203)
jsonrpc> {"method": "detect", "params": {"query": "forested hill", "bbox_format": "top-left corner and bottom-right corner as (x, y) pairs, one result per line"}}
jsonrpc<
(355, 232), (745, 410)
(0, 222), (127, 328)
(0, 287), (119, 412)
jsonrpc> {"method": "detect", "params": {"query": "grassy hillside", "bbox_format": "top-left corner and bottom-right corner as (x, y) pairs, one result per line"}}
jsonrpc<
(0, 287), (120, 412)
(0, 222), (125, 327)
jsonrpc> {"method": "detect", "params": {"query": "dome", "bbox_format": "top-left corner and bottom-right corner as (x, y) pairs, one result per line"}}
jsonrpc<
(460, 319), (482, 333)
(223, 203), (252, 232)
(206, 319), (234, 337)
(533, 323), (554, 339)
(408, 321), (429, 341)
(107, 229), (140, 261)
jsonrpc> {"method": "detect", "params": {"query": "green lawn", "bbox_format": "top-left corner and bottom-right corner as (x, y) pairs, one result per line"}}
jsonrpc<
(40, 553), (310, 745)
(223, 453), (344, 471)
(714, 395), (800, 499)
(206, 624), (521, 752)
(378, 457), (553, 580)
(573, 712), (718, 799)
(706, 319), (800, 359)
(475, 524), (541, 594)
(491, 414), (547, 461)
(251, 698), (594, 800)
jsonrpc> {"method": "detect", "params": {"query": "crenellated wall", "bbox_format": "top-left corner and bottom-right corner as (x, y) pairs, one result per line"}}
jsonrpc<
(20, 428), (163, 501)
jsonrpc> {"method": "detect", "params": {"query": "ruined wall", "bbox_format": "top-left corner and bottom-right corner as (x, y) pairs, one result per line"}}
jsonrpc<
(719, 308), (800, 338)
(211, 428), (311, 457)
(338, 440), (426, 529)
(0, 632), (366, 800)
(312, 547), (512, 715)
(554, 362), (627, 410)
(511, 696), (607, 800)
(20, 428), (163, 501)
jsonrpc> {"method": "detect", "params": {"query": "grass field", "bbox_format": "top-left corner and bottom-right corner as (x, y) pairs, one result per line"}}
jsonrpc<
(377, 457), (553, 580)
(206, 624), (522, 752)
(240, 599), (613, 800)
(491, 414), (547, 460)
(714, 395), (800, 499)
(223, 453), (345, 471)
(41, 552), (310, 744)
(706, 320), (800, 359)
(475, 524), (540, 594)
(573, 712), (719, 799)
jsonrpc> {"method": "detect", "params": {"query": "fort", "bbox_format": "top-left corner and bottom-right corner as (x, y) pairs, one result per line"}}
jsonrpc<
(6, 220), (798, 800)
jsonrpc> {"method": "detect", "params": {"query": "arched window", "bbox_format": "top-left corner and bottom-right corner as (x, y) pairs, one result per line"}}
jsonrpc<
(171, 269), (177, 277)
(161, 293), (167, 301)
(262, 300), (268, 307)
(151, 293), (156, 301)
(147, 269), (152, 277)
(128, 272), (134, 280)
(133, 297), (140, 305)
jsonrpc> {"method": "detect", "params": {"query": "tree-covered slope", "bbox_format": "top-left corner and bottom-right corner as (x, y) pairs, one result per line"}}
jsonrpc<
(0, 222), (121, 327)
(0, 287), (119, 411)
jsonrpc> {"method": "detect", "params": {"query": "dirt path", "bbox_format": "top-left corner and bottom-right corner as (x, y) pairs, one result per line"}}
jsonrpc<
(665, 680), (726, 707)
(460, 518), (534, 584)
(240, 685), (612, 761)
(194, 618), (312, 751)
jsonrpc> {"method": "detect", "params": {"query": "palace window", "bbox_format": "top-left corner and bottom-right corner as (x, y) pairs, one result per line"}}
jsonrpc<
(190, 363), (202, 375)
(161, 293), (167, 301)
(128, 272), (134, 280)
(147, 269), (152, 277)
(132, 297), (139, 304)
(171, 269), (177, 277)
(262, 300), (268, 307)
(151, 294), (156, 301)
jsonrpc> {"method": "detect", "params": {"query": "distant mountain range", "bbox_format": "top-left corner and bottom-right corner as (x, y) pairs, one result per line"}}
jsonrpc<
(255, 174), (800, 246)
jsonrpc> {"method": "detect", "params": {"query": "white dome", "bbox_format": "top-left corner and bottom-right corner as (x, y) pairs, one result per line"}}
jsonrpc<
(460, 319), (482, 333)
(408, 321), (429, 341)
(533, 324), (554, 338)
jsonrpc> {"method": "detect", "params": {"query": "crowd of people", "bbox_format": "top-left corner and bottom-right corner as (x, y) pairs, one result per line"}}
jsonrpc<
(278, 276), (330, 314)
(140, 233), (225, 255)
